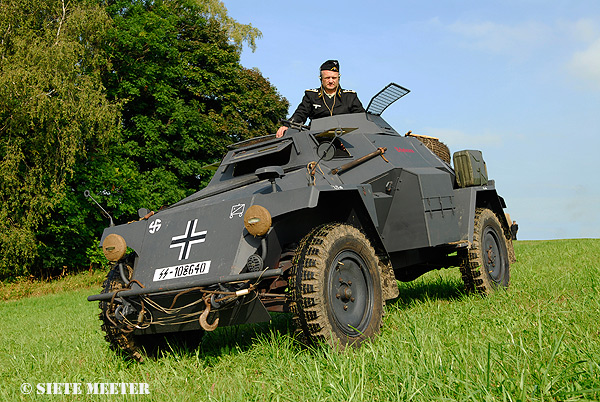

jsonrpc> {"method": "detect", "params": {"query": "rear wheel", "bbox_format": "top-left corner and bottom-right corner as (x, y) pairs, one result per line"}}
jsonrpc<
(461, 208), (510, 294)
(289, 223), (383, 348)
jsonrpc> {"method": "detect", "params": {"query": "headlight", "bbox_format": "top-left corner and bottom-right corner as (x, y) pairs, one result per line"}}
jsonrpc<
(102, 234), (127, 262)
(243, 205), (272, 237)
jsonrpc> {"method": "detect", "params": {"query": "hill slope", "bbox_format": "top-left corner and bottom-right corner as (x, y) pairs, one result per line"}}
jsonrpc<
(1, 239), (598, 401)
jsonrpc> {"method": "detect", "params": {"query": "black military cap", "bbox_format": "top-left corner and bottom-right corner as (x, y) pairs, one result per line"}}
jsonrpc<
(320, 60), (339, 72)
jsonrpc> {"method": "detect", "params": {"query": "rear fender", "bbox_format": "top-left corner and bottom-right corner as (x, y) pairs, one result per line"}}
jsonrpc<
(454, 184), (510, 243)
(476, 189), (510, 239)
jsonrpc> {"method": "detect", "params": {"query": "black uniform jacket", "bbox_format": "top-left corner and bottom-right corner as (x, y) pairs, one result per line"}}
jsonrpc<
(290, 86), (365, 124)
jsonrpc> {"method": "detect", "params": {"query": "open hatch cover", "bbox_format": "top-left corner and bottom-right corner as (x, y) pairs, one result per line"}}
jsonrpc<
(366, 83), (410, 116)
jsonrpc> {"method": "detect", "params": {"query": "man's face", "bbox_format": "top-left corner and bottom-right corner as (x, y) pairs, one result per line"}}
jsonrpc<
(320, 70), (340, 93)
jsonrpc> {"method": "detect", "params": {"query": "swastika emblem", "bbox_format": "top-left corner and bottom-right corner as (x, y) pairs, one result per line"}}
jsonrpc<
(148, 219), (162, 234)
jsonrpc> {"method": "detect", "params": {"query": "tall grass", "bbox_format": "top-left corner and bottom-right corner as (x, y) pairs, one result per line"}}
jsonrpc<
(1, 239), (598, 401)
(0, 269), (106, 301)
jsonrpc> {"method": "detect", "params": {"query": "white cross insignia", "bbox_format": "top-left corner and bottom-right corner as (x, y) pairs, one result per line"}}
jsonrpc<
(170, 219), (207, 260)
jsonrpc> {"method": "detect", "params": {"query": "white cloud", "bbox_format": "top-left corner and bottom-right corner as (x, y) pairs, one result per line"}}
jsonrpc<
(514, 188), (600, 239)
(445, 20), (552, 57)
(567, 37), (600, 89)
(560, 18), (600, 42)
(433, 17), (600, 90)
(423, 127), (503, 150)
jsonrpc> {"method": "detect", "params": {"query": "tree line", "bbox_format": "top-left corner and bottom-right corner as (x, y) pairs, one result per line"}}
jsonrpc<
(0, 0), (289, 280)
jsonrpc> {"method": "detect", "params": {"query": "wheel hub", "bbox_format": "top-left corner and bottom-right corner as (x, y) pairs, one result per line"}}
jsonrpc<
(328, 250), (373, 336)
(337, 285), (353, 302)
(483, 226), (503, 283)
(487, 245), (496, 266)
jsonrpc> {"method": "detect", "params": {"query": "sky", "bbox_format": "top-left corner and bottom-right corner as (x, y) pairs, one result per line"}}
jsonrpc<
(223, 0), (600, 241)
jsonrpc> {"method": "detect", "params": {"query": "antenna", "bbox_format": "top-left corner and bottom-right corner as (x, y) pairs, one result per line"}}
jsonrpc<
(84, 190), (115, 227)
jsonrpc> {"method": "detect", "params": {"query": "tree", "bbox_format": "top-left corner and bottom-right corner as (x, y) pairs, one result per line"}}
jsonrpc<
(22, 0), (289, 278)
(101, 0), (288, 203)
(0, 0), (119, 279)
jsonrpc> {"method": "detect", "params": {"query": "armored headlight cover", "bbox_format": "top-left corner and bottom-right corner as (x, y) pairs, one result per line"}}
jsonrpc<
(243, 205), (272, 237)
(102, 234), (127, 262)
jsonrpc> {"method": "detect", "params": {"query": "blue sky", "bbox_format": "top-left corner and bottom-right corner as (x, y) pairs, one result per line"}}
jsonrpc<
(224, 0), (600, 240)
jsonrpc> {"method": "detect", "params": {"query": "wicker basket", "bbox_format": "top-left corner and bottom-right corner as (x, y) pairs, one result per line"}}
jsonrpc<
(405, 132), (451, 164)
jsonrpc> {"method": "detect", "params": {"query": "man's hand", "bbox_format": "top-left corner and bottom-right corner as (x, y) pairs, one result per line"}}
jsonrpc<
(276, 126), (288, 138)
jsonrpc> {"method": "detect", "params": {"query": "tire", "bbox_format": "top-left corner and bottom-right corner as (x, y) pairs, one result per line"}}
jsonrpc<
(289, 223), (383, 348)
(461, 208), (510, 294)
(99, 265), (203, 362)
(99, 265), (146, 362)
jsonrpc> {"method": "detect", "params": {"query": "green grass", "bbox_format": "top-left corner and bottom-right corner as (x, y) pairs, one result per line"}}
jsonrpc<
(0, 269), (106, 301)
(1, 239), (599, 401)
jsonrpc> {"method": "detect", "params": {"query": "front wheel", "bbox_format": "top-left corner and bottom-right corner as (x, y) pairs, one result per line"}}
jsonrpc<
(289, 223), (383, 348)
(99, 264), (203, 362)
(461, 208), (510, 294)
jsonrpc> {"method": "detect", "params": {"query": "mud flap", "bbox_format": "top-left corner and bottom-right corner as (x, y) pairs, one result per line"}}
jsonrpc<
(506, 237), (516, 264)
(216, 295), (271, 327)
(380, 260), (399, 301)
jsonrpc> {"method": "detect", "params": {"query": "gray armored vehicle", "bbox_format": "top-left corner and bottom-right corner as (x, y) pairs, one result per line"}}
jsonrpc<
(88, 83), (512, 361)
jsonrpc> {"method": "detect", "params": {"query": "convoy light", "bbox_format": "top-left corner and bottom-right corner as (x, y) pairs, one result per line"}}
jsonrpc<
(102, 234), (127, 262)
(243, 205), (272, 237)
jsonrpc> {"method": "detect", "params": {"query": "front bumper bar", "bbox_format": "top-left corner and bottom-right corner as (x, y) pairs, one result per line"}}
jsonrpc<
(87, 268), (283, 302)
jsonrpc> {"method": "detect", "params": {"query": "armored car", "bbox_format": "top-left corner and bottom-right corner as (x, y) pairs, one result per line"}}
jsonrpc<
(88, 84), (513, 361)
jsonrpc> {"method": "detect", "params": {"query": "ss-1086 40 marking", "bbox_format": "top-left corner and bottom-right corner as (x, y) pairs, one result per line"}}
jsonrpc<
(153, 260), (211, 281)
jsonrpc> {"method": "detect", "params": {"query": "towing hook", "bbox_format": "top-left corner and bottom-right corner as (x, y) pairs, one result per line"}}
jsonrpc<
(199, 296), (219, 331)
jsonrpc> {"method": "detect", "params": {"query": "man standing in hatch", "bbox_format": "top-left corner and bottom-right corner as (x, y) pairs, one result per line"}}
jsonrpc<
(276, 60), (365, 138)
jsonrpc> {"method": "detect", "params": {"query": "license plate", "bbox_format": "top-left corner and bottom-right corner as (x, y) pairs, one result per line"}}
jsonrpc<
(152, 260), (211, 281)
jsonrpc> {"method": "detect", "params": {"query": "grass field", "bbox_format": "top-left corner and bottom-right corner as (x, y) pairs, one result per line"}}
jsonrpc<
(1, 239), (599, 401)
